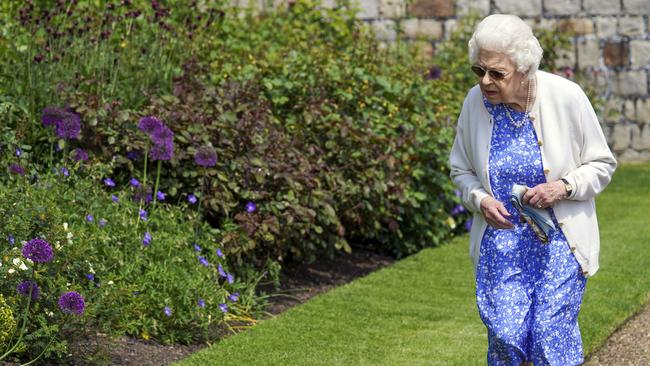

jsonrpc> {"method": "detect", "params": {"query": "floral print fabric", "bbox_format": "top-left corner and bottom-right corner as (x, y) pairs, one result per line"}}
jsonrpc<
(476, 97), (587, 366)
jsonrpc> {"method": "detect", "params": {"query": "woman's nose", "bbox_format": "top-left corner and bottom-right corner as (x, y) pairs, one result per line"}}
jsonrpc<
(481, 73), (493, 85)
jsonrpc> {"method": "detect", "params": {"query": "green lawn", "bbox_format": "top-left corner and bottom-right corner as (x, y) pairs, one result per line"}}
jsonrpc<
(174, 165), (650, 366)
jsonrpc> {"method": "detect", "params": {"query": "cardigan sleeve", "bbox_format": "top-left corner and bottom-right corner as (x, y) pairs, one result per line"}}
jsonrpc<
(449, 99), (491, 214)
(562, 90), (617, 201)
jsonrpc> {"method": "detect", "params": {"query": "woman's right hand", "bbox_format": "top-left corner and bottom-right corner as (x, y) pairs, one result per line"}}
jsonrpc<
(480, 196), (514, 229)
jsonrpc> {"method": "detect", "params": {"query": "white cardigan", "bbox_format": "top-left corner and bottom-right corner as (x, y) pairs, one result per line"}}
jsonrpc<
(449, 70), (617, 277)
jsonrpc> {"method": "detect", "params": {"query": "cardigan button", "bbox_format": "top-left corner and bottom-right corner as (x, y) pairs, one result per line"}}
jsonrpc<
(558, 222), (564, 227)
(570, 246), (576, 252)
(543, 169), (550, 175)
(537, 140), (543, 146)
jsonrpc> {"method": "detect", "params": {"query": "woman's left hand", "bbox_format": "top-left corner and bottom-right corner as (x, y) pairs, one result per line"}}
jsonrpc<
(522, 181), (568, 209)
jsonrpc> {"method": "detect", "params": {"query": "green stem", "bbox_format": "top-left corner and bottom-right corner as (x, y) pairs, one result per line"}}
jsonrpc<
(0, 278), (34, 361)
(152, 160), (162, 207)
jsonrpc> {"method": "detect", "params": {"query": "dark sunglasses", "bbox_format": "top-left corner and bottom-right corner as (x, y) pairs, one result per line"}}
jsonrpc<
(471, 65), (508, 81)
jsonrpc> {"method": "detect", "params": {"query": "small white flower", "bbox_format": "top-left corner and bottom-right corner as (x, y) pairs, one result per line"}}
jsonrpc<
(47, 311), (54, 317)
(66, 282), (71, 287)
(63, 222), (68, 231)
(19, 262), (28, 271)
(107, 280), (114, 285)
(12, 258), (21, 266)
(66, 232), (73, 239)
(7, 268), (15, 274)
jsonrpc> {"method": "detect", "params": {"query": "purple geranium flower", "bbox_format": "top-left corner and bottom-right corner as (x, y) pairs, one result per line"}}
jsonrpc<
(138, 116), (163, 135)
(228, 292), (240, 302)
(194, 244), (202, 252)
(156, 191), (165, 201)
(216, 248), (224, 258)
(15, 148), (22, 157)
(425, 65), (442, 81)
(73, 148), (89, 162)
(465, 218), (473, 232)
(246, 201), (256, 213)
(58, 291), (85, 315)
(451, 204), (466, 216)
(198, 256), (209, 267)
(194, 145), (217, 167)
(226, 273), (234, 284)
(17, 280), (40, 300)
(85, 273), (95, 281)
(7, 234), (15, 245)
(60, 167), (69, 177)
(130, 178), (140, 187)
(99, 218), (107, 227)
(219, 303), (228, 313)
(149, 140), (174, 161)
(104, 178), (116, 187)
(198, 298), (205, 308)
(143, 232), (152, 246)
(139, 209), (148, 221)
(111, 194), (119, 203)
(22, 238), (54, 263)
(218, 264), (227, 278)
(188, 194), (197, 204)
(163, 306), (172, 316)
(86, 214), (94, 222)
(10, 163), (26, 176)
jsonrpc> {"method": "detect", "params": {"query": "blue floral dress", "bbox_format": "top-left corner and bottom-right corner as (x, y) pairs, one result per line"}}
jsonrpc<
(476, 97), (587, 366)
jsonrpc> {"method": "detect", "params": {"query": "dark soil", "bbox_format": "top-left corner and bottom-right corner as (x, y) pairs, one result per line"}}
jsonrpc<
(60, 246), (396, 366)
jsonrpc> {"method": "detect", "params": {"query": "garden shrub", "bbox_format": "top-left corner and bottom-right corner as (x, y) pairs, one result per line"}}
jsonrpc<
(0, 129), (267, 362)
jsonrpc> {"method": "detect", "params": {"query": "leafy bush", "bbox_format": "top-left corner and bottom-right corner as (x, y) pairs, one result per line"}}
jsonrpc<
(0, 137), (266, 362)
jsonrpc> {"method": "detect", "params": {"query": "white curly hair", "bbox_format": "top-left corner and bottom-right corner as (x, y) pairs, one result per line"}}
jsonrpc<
(468, 14), (543, 79)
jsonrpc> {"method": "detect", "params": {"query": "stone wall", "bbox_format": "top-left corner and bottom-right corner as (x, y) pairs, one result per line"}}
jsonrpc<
(238, 0), (650, 162)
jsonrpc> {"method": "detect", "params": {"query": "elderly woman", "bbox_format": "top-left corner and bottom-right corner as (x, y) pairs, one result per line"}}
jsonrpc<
(449, 14), (617, 365)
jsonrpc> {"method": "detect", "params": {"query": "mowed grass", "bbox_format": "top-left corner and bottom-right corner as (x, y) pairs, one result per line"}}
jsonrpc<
(175, 165), (650, 366)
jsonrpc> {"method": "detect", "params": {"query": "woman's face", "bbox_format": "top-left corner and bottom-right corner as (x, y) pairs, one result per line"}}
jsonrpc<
(473, 49), (526, 106)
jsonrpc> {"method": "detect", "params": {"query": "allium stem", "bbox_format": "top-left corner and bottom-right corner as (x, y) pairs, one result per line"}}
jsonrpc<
(152, 160), (162, 207)
(0, 273), (34, 361)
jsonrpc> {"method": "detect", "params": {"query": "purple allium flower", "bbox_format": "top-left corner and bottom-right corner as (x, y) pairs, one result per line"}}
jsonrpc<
(58, 291), (85, 315)
(54, 113), (82, 139)
(149, 140), (174, 161)
(139, 209), (148, 221)
(10, 163), (26, 176)
(137, 116), (163, 135)
(188, 194), (197, 204)
(194, 244), (202, 252)
(7, 234), (15, 245)
(15, 148), (22, 157)
(111, 194), (119, 203)
(60, 166), (69, 177)
(228, 292), (240, 302)
(86, 214), (94, 222)
(104, 178), (116, 187)
(226, 273), (234, 284)
(194, 145), (217, 167)
(130, 178), (140, 187)
(73, 148), (89, 162)
(246, 201), (256, 213)
(425, 65), (442, 81)
(99, 218), (107, 227)
(151, 125), (174, 144)
(198, 298), (205, 308)
(219, 303), (228, 313)
(22, 238), (54, 263)
(216, 248), (224, 258)
(465, 218), (473, 232)
(41, 107), (66, 127)
(17, 280), (40, 300)
(163, 306), (172, 316)
(143, 232), (152, 246)
(198, 256), (209, 267)
(218, 264), (227, 278)
(156, 191), (165, 201)
(85, 273), (95, 281)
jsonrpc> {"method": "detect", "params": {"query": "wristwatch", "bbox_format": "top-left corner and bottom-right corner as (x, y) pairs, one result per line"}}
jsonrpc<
(560, 178), (573, 197)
